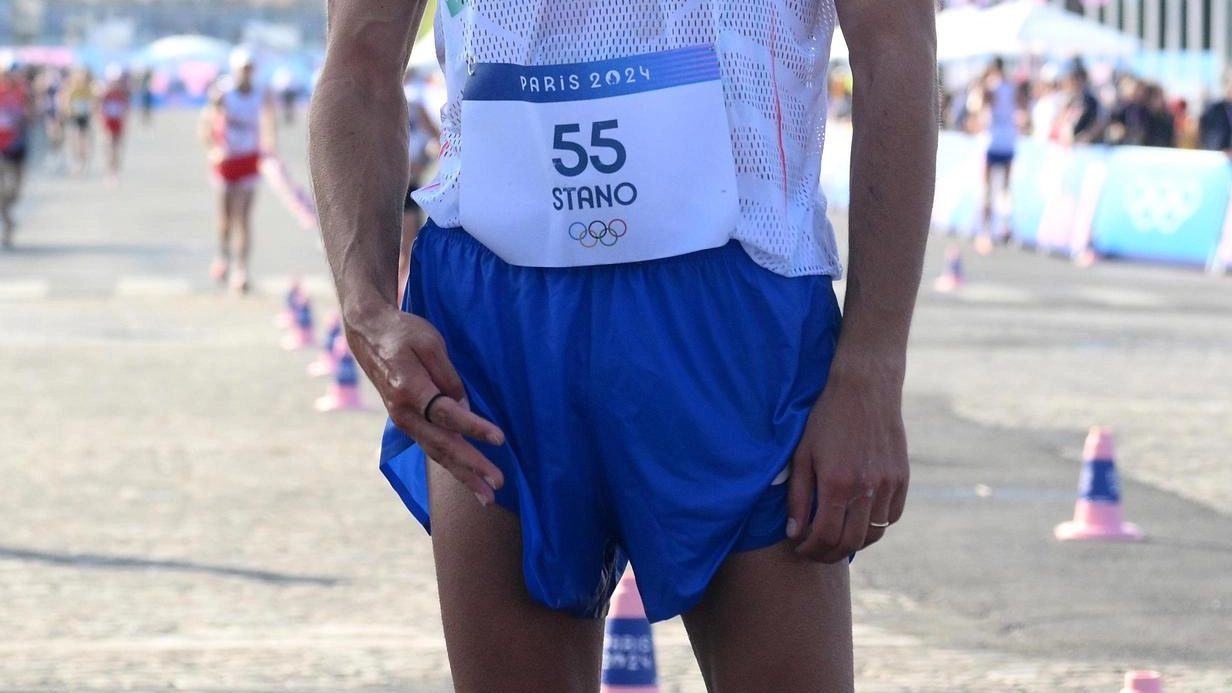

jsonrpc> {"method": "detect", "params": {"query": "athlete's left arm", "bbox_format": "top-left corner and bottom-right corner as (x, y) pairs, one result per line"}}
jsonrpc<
(788, 0), (938, 564)
(260, 90), (278, 154)
(198, 88), (223, 153)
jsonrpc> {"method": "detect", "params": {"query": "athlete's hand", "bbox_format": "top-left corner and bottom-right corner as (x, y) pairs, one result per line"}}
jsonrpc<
(348, 307), (506, 505)
(786, 366), (909, 563)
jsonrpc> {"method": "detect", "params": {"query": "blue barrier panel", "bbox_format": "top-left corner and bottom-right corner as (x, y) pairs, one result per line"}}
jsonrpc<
(930, 132), (986, 235)
(1011, 143), (1107, 254)
(1008, 139), (1047, 245)
(1091, 148), (1232, 266)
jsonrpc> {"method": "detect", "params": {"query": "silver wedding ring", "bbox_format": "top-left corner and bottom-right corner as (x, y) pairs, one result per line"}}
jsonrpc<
(869, 521), (891, 529)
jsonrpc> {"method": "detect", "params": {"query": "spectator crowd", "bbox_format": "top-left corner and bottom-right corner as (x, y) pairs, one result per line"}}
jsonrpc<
(940, 59), (1232, 153)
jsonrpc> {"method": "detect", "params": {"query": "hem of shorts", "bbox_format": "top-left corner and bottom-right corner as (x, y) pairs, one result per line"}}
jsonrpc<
(379, 437), (609, 620)
(211, 174), (261, 189)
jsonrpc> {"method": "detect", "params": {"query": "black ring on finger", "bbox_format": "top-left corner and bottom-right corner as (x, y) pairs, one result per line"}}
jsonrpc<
(423, 392), (448, 424)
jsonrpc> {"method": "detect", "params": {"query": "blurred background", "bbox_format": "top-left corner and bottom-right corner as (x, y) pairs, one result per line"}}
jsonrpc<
(0, 0), (1229, 692)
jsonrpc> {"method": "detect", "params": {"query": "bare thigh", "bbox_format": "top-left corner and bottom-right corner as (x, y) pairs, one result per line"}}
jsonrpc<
(0, 162), (15, 198)
(217, 188), (233, 226)
(681, 540), (854, 693)
(427, 461), (606, 693)
(231, 186), (256, 227)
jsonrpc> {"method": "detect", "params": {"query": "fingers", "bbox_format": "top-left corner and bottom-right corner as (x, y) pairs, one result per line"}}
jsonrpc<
(889, 473), (909, 525)
(360, 314), (509, 508)
(425, 395), (505, 447)
(380, 333), (504, 445)
(793, 467), (901, 563)
(786, 452), (815, 540)
(863, 482), (894, 549)
(794, 478), (853, 563)
(408, 327), (466, 401)
(411, 416), (504, 502)
(826, 491), (872, 564)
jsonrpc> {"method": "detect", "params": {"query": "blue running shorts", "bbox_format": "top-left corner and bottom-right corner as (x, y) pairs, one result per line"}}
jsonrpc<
(380, 221), (841, 622)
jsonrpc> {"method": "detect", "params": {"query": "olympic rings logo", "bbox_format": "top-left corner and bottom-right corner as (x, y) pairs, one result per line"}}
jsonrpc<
(1124, 176), (1201, 235)
(568, 219), (628, 247)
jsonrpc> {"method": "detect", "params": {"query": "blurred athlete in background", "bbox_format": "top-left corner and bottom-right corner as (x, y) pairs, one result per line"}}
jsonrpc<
(975, 57), (1026, 251)
(0, 58), (32, 248)
(61, 66), (96, 176)
(200, 49), (276, 295)
(37, 67), (66, 173)
(99, 65), (131, 184)
(139, 69), (156, 126)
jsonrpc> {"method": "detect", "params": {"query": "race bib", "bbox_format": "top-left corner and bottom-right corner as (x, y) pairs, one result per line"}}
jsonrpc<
(460, 45), (738, 267)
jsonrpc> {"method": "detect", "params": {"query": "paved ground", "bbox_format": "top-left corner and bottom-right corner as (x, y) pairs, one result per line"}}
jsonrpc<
(1, 111), (1230, 692)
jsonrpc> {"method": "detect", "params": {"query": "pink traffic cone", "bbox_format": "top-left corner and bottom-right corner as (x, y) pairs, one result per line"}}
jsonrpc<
(315, 338), (364, 412)
(932, 245), (964, 293)
(280, 296), (315, 351)
(307, 313), (342, 377)
(600, 571), (659, 693)
(272, 278), (303, 329)
(1121, 671), (1164, 693)
(1054, 427), (1143, 542)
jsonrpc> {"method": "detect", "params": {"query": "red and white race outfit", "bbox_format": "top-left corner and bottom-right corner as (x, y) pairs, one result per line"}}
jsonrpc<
(101, 87), (129, 137)
(0, 80), (27, 155)
(212, 80), (264, 188)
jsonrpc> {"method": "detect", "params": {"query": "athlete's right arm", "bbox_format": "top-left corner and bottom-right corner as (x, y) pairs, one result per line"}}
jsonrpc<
(199, 90), (223, 161)
(309, 0), (506, 504)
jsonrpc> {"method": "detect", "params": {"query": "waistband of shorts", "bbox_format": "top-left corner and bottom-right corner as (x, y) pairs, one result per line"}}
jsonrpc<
(421, 219), (830, 276)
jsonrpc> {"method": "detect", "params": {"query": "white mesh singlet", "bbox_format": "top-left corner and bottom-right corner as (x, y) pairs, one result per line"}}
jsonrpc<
(414, 0), (842, 278)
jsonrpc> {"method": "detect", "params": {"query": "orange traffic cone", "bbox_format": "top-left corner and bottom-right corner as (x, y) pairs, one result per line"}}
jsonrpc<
(600, 571), (659, 693)
(1054, 427), (1143, 542)
(932, 245), (964, 293)
(1121, 671), (1164, 693)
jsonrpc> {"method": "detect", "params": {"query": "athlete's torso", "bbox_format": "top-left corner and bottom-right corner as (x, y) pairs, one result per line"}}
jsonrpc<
(987, 78), (1018, 153)
(415, 0), (842, 277)
(67, 84), (92, 118)
(0, 82), (27, 150)
(215, 83), (263, 158)
(102, 88), (129, 120)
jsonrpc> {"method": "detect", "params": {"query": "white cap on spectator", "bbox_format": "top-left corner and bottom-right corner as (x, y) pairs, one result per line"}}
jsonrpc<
(229, 47), (256, 73)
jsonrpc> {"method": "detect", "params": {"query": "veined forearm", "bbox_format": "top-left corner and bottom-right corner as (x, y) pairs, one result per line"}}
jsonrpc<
(837, 11), (938, 375)
(309, 71), (410, 326)
(310, 0), (428, 327)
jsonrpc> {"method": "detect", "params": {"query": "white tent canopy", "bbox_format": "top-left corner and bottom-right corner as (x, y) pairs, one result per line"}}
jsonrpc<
(830, 0), (1139, 63)
(937, 0), (1139, 60)
(139, 35), (234, 65)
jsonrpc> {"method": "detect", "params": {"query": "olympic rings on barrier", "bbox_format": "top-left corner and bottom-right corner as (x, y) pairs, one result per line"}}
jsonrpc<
(569, 219), (627, 248)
